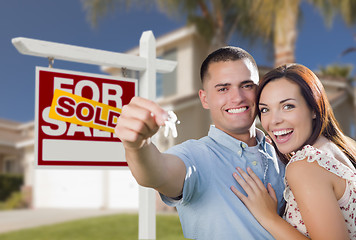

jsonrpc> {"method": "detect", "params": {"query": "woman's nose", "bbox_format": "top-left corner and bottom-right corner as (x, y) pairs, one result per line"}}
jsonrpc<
(270, 110), (283, 125)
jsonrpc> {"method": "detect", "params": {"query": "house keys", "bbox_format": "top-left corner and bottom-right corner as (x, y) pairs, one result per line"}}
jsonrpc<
(164, 111), (180, 138)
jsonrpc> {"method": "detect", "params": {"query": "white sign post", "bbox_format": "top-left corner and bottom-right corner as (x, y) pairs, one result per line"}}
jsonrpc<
(12, 31), (177, 240)
(138, 31), (157, 240)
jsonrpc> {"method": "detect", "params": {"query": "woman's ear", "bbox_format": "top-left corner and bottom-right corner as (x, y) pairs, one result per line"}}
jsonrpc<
(312, 111), (316, 119)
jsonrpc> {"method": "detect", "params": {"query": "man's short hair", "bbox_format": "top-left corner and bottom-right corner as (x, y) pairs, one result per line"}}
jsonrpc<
(200, 46), (258, 84)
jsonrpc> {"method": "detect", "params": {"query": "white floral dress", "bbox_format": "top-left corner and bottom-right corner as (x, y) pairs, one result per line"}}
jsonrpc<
(283, 145), (356, 239)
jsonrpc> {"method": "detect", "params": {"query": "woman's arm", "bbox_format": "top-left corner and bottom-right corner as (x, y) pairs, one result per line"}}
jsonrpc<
(286, 159), (349, 240)
(231, 162), (349, 240)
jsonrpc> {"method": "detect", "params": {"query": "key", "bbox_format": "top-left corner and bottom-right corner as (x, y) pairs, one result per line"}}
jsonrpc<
(164, 110), (180, 138)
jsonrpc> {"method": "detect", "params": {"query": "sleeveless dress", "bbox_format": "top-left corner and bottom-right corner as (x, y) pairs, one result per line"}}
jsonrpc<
(283, 144), (356, 239)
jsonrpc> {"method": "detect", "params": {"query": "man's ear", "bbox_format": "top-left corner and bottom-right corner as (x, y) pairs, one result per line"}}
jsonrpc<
(199, 89), (210, 109)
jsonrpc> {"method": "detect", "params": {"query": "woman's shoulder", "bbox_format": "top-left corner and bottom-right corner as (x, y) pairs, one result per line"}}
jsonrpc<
(289, 145), (323, 164)
(287, 144), (356, 183)
(286, 152), (324, 184)
(286, 145), (324, 177)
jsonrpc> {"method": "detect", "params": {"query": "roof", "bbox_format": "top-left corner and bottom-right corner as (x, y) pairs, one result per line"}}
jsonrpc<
(101, 25), (197, 74)
(126, 25), (197, 55)
(319, 76), (352, 108)
(0, 118), (34, 148)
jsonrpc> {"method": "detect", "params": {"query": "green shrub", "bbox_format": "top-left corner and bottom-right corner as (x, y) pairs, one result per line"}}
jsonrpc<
(0, 174), (23, 201)
(0, 191), (27, 210)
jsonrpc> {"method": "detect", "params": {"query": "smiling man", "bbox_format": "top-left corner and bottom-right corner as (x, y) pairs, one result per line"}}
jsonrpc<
(115, 46), (286, 240)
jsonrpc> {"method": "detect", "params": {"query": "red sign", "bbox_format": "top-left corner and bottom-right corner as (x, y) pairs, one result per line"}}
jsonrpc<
(35, 67), (137, 167)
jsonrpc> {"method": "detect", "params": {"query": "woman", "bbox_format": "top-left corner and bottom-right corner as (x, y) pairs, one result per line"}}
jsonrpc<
(231, 64), (356, 239)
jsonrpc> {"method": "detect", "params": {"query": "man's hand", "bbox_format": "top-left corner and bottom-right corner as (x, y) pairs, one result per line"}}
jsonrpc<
(114, 97), (185, 197)
(115, 96), (168, 150)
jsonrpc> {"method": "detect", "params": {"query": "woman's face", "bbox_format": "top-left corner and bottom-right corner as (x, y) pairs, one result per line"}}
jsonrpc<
(259, 78), (315, 154)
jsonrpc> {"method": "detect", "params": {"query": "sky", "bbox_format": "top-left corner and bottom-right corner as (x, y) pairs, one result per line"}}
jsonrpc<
(0, 0), (355, 122)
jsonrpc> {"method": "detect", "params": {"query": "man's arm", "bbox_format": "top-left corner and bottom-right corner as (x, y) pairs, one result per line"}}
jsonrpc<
(115, 96), (186, 198)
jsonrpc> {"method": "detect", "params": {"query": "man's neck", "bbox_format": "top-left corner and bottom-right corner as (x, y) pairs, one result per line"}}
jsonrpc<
(232, 133), (257, 147)
(223, 129), (257, 147)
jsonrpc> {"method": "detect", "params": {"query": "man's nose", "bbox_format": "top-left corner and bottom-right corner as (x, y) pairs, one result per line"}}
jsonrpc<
(230, 88), (243, 102)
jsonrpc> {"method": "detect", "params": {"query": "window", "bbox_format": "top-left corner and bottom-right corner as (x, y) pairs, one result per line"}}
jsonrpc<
(157, 48), (177, 98)
(123, 48), (177, 99)
(4, 156), (17, 173)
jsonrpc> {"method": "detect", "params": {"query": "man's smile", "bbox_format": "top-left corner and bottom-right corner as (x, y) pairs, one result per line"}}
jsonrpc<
(226, 107), (248, 114)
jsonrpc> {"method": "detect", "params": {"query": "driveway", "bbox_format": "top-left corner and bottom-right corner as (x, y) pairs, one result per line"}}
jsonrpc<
(0, 208), (127, 233)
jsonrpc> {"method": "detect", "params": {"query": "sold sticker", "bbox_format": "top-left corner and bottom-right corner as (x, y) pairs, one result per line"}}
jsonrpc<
(49, 89), (121, 133)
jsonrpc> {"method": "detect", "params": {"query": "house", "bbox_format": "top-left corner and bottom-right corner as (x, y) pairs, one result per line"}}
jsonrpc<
(320, 76), (356, 139)
(1, 26), (355, 210)
(0, 119), (34, 206)
(0, 119), (34, 175)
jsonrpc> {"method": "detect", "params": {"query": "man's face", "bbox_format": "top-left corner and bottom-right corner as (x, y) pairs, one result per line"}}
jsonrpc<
(199, 59), (259, 138)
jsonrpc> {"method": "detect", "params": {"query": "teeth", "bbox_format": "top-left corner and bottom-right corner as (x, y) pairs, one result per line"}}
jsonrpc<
(273, 129), (293, 136)
(227, 107), (247, 113)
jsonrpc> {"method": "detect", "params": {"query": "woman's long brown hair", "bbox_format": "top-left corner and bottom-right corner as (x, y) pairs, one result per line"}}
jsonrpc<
(257, 64), (356, 167)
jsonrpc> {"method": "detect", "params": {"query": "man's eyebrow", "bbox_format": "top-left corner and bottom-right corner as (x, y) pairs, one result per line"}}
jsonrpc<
(214, 83), (231, 88)
(214, 80), (255, 88)
(241, 80), (254, 84)
(241, 80), (257, 87)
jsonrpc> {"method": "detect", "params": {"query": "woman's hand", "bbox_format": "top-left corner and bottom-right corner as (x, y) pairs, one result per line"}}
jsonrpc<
(230, 167), (279, 227)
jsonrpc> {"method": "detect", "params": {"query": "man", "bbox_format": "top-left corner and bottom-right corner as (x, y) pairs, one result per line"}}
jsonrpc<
(115, 46), (285, 239)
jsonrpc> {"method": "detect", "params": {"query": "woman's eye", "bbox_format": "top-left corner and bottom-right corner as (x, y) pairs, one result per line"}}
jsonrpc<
(259, 108), (268, 113)
(283, 104), (295, 110)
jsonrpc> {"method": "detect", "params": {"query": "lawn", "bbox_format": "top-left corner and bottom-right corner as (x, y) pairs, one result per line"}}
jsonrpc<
(0, 213), (185, 240)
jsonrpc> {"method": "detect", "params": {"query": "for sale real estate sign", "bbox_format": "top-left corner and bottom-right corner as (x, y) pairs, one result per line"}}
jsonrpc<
(35, 67), (137, 167)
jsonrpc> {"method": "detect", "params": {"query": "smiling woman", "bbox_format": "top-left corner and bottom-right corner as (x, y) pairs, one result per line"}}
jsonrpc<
(230, 63), (356, 240)
(258, 77), (315, 155)
(257, 64), (356, 165)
